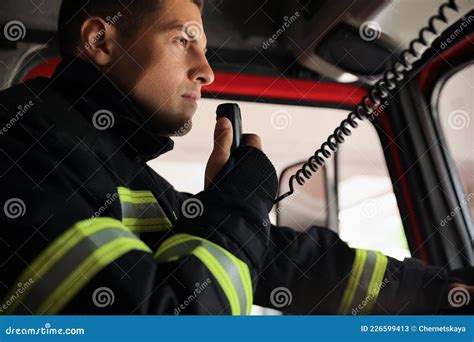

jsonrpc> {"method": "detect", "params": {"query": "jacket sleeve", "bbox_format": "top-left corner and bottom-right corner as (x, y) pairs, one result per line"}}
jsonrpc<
(253, 224), (458, 315)
(0, 121), (278, 316)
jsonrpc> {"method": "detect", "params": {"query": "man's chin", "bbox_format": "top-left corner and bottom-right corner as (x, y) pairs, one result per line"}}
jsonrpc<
(140, 104), (193, 135)
(170, 118), (193, 137)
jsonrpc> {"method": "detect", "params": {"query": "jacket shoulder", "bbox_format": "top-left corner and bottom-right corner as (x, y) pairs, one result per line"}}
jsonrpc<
(0, 78), (99, 158)
(0, 78), (49, 115)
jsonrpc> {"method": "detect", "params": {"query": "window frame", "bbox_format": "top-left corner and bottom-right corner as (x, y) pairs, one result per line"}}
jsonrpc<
(430, 61), (474, 242)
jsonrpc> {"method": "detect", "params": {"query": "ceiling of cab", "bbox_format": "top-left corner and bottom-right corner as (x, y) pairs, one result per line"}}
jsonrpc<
(0, 0), (471, 82)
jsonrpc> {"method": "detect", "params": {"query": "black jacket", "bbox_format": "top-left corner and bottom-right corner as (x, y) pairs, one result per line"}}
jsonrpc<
(0, 57), (466, 315)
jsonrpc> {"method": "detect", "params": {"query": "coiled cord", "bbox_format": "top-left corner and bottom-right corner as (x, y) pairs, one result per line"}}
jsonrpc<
(275, 0), (463, 204)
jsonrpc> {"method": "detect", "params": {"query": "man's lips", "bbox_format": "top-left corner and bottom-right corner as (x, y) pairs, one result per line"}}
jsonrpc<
(182, 93), (201, 105)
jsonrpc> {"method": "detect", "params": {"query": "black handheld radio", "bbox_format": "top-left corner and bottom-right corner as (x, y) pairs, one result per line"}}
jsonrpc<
(216, 103), (243, 154)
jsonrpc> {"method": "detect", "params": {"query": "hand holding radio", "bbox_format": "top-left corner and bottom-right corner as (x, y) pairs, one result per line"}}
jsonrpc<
(204, 103), (262, 190)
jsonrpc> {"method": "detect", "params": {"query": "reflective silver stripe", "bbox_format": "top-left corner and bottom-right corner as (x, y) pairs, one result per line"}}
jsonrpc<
(339, 250), (388, 315)
(121, 202), (167, 219)
(118, 187), (172, 232)
(347, 250), (377, 312)
(13, 228), (136, 314)
(156, 240), (248, 315)
(120, 202), (172, 230)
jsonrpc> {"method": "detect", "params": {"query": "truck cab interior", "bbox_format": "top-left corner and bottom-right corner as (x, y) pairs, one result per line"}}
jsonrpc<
(1, 0), (473, 315)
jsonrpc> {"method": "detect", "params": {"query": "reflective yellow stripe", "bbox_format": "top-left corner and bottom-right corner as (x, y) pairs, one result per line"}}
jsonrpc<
(193, 246), (241, 315)
(339, 249), (388, 315)
(117, 187), (157, 204)
(339, 249), (367, 314)
(361, 252), (388, 314)
(157, 233), (192, 251)
(117, 188), (154, 197)
(3, 218), (151, 314)
(122, 218), (172, 232)
(4, 218), (131, 313)
(155, 234), (252, 315)
(117, 187), (172, 233)
(40, 237), (150, 314)
(234, 251), (253, 313)
(156, 235), (241, 314)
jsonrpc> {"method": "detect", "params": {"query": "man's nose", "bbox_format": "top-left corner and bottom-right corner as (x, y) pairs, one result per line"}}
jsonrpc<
(190, 53), (215, 86)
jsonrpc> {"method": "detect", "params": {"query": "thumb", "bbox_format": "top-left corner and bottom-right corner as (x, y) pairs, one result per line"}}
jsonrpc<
(212, 117), (233, 160)
(204, 117), (233, 189)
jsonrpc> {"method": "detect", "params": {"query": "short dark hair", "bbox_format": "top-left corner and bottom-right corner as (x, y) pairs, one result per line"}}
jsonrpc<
(57, 0), (204, 57)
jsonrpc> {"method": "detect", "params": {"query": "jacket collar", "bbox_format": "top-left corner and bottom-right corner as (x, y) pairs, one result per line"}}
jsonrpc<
(50, 56), (174, 163)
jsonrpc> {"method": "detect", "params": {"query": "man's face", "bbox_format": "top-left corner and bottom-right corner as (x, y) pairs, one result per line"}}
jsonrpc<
(105, 0), (214, 136)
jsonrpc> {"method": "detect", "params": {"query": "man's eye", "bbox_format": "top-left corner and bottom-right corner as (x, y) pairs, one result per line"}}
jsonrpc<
(177, 37), (188, 47)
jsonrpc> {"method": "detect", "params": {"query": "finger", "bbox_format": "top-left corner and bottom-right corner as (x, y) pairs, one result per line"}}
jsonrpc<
(242, 134), (262, 151)
(211, 117), (233, 161)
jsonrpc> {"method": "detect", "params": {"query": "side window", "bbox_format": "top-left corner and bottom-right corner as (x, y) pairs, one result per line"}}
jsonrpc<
(436, 63), (473, 216)
(338, 120), (410, 261)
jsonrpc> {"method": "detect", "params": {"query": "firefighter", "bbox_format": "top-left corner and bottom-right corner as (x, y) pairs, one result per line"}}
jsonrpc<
(0, 0), (472, 315)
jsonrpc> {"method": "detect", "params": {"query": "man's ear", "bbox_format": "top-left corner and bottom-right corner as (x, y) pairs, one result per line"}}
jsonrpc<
(78, 17), (118, 66)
